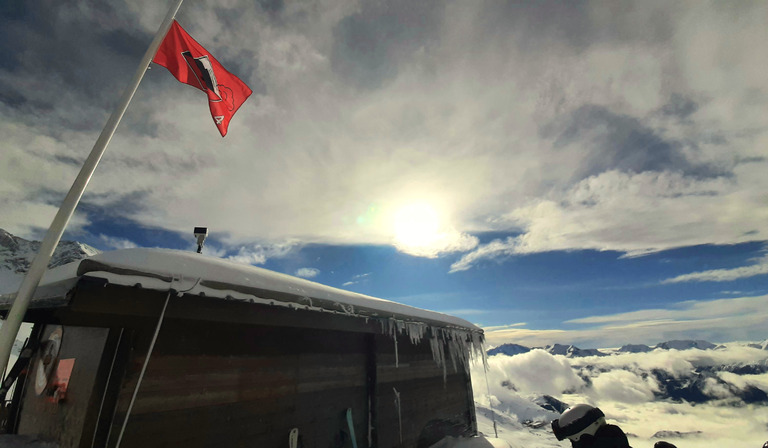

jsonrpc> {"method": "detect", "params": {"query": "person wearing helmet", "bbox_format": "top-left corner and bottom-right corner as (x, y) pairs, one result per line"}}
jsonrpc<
(551, 404), (631, 448)
(654, 442), (677, 448)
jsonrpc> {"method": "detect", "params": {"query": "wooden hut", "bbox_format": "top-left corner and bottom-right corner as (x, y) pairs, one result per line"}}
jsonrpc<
(0, 249), (485, 448)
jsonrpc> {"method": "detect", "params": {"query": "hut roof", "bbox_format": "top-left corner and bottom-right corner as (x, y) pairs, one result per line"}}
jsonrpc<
(0, 248), (481, 333)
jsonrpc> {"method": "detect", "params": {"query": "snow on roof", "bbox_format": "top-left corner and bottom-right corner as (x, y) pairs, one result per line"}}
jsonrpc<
(7, 248), (480, 332)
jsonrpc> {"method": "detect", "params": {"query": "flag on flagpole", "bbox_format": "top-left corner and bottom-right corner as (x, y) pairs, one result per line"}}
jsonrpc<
(154, 21), (252, 137)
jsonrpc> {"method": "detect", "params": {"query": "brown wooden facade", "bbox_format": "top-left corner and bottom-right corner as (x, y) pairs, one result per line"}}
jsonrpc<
(2, 268), (480, 448)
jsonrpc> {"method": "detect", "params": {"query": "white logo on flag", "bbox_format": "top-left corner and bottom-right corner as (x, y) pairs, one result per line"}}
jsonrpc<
(214, 116), (224, 125)
(182, 52), (220, 99)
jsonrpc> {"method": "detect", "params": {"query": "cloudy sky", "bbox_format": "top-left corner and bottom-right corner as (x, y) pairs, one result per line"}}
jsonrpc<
(2, 0), (767, 348)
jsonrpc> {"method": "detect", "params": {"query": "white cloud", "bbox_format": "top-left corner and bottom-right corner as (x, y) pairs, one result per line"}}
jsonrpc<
(574, 351), (695, 379)
(484, 294), (768, 348)
(394, 228), (479, 259)
(295, 267), (320, 278)
(343, 272), (371, 287)
(718, 371), (768, 394)
(591, 399), (768, 447)
(200, 244), (228, 258)
(1, 201), (91, 241)
(482, 323), (528, 332)
(453, 170), (768, 271)
(449, 238), (519, 273)
(662, 254), (768, 284)
(485, 349), (585, 396)
(568, 295), (768, 326)
(226, 241), (298, 265)
(98, 234), (138, 250)
(590, 370), (659, 403)
(701, 377), (732, 400)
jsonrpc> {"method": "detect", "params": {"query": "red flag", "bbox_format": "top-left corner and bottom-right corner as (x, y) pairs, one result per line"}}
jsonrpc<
(154, 21), (252, 137)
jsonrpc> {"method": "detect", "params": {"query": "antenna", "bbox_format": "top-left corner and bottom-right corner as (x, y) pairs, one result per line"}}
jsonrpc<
(193, 227), (208, 254)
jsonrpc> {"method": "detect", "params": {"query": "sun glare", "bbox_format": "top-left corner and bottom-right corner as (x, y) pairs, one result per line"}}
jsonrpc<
(393, 203), (442, 251)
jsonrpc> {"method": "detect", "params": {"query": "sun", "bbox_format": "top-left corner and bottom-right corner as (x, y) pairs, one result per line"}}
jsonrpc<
(393, 202), (442, 252)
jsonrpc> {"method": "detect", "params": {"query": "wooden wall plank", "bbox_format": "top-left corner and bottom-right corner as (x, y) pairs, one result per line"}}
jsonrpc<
(110, 319), (370, 448)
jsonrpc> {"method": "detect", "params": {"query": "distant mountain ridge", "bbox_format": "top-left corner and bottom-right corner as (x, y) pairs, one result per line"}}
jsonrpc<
(488, 343), (611, 358)
(655, 340), (717, 350)
(0, 228), (99, 293)
(488, 338), (768, 359)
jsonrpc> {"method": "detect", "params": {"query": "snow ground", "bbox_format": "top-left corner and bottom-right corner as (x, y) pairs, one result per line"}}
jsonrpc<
(475, 404), (561, 448)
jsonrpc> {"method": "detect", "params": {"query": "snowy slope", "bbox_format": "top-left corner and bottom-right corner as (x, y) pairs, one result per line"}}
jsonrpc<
(0, 229), (99, 294)
(475, 404), (561, 448)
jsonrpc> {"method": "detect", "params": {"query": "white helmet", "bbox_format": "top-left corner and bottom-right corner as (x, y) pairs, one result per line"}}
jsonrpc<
(551, 404), (606, 442)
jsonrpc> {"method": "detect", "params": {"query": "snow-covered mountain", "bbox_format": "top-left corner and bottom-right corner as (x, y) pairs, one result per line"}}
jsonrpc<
(0, 228), (99, 293)
(617, 343), (653, 353)
(544, 343), (608, 357)
(487, 343), (531, 357)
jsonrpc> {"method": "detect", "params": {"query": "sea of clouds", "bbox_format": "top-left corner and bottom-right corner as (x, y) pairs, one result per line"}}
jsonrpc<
(471, 344), (768, 448)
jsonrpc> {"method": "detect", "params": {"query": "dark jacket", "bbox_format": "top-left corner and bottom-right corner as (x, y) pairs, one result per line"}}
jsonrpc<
(571, 424), (631, 448)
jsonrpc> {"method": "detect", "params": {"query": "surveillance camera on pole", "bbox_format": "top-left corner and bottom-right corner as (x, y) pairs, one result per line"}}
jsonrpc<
(194, 227), (208, 254)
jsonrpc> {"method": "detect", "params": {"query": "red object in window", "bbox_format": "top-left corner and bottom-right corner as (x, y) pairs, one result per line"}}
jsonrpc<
(47, 358), (75, 403)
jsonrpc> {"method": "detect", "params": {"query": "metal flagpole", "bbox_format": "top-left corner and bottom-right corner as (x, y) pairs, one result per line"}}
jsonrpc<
(0, 0), (185, 378)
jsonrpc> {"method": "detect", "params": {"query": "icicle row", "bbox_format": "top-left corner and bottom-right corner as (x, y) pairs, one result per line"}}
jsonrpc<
(376, 317), (485, 381)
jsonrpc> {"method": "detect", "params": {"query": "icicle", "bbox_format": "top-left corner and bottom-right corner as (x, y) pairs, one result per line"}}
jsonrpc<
(375, 316), (485, 380)
(393, 387), (402, 445)
(394, 332), (398, 368)
(428, 329), (448, 384)
(478, 332), (489, 371)
(442, 351), (447, 385)
(449, 332), (459, 374)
